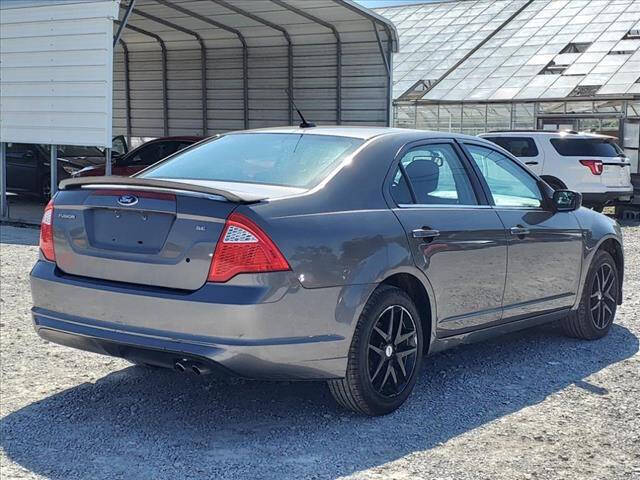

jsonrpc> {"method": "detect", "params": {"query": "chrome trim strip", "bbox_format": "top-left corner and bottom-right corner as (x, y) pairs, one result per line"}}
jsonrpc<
(396, 204), (492, 209)
(80, 184), (228, 202)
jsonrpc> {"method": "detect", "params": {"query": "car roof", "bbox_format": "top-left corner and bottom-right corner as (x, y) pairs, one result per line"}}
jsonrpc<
(226, 125), (482, 141)
(480, 130), (616, 140)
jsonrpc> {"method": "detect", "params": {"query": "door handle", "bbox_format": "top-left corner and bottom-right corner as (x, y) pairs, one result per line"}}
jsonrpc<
(510, 226), (530, 236)
(525, 161), (539, 165)
(412, 228), (440, 239)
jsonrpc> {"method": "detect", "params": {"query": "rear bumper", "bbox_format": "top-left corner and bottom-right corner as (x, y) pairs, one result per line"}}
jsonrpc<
(30, 260), (372, 380)
(581, 188), (634, 206)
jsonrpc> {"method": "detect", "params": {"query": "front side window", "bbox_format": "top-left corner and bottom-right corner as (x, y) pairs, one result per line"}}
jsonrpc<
(466, 144), (542, 208)
(141, 133), (363, 188)
(483, 136), (539, 157)
(391, 143), (477, 205)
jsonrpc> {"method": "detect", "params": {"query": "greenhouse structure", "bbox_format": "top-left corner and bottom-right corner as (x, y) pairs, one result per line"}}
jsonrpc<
(375, 0), (640, 174)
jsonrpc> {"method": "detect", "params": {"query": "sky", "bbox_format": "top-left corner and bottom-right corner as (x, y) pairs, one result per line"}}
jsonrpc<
(355, 0), (436, 8)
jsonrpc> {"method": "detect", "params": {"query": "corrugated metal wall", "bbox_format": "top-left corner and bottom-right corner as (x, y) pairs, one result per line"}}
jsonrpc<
(113, 0), (394, 139)
(1, 0), (395, 144)
(0, 0), (118, 147)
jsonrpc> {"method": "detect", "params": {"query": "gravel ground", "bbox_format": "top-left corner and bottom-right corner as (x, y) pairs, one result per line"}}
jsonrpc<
(1, 222), (639, 480)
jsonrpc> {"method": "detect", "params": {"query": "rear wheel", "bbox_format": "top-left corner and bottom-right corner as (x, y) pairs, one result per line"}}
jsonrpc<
(562, 251), (618, 340)
(328, 286), (423, 416)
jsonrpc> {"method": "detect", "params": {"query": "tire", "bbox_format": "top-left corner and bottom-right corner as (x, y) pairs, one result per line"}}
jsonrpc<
(561, 251), (618, 340)
(328, 285), (423, 416)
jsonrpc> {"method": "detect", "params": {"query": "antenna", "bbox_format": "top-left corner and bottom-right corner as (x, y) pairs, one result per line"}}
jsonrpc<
(284, 89), (316, 128)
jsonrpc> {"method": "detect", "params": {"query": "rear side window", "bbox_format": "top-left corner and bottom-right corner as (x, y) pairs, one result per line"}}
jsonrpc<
(550, 138), (623, 157)
(483, 136), (538, 157)
(141, 133), (363, 188)
(391, 143), (477, 206)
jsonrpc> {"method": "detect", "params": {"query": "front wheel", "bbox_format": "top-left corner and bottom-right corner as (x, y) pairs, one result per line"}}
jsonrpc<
(328, 286), (423, 416)
(562, 250), (618, 340)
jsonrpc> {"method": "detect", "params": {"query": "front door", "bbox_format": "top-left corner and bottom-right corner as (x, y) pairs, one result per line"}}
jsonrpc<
(388, 140), (508, 336)
(463, 142), (583, 320)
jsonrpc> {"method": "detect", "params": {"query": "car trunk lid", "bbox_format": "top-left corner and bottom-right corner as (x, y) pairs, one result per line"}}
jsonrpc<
(600, 157), (632, 188)
(51, 177), (263, 290)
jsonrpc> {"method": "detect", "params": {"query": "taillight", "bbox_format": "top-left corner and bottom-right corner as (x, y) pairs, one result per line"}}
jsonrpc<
(579, 159), (603, 175)
(39, 199), (56, 261)
(208, 213), (290, 282)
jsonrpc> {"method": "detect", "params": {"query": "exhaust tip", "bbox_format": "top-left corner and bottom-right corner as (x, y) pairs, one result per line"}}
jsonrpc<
(174, 361), (186, 373)
(192, 365), (202, 375)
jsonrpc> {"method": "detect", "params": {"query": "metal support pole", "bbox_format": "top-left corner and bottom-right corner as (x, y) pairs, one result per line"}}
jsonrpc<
(161, 45), (169, 136)
(200, 40), (207, 136)
(119, 39), (132, 142)
(50, 145), (58, 197)
(243, 48), (249, 129)
(115, 21), (168, 135)
(0, 142), (7, 219)
(105, 148), (112, 176)
(113, 0), (136, 47)
(510, 103), (515, 130)
(387, 30), (393, 127)
(373, 22), (392, 126)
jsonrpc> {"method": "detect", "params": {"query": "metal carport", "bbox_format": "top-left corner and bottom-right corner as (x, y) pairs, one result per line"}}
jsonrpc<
(0, 0), (398, 221)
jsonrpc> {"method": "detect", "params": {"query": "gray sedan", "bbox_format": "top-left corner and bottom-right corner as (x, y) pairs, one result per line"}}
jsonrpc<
(30, 127), (625, 415)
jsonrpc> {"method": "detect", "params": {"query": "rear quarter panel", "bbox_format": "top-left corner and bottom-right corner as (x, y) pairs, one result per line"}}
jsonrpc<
(241, 134), (420, 290)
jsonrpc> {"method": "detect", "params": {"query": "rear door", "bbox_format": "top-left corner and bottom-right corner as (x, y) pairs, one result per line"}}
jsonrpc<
(388, 140), (508, 336)
(463, 141), (583, 319)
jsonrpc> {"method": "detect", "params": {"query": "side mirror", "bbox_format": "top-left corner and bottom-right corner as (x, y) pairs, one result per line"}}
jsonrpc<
(552, 190), (582, 212)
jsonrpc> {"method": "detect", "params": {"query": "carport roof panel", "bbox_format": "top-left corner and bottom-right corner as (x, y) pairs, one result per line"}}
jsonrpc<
(119, 0), (399, 49)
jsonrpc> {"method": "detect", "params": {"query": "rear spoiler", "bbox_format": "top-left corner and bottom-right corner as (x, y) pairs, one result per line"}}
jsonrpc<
(59, 177), (262, 203)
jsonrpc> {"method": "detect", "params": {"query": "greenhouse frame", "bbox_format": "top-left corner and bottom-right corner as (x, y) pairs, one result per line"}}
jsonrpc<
(375, 0), (640, 174)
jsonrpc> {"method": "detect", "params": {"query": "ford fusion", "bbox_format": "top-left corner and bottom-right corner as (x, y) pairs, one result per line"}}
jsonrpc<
(30, 127), (625, 415)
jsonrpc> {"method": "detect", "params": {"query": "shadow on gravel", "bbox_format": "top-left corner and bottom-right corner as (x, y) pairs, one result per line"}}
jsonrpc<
(0, 224), (39, 246)
(1, 323), (637, 480)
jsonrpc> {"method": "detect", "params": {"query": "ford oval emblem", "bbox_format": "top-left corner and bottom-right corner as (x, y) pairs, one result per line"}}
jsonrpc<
(117, 194), (139, 206)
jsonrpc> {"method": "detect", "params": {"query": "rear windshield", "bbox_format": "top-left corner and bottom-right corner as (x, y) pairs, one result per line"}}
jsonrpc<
(550, 138), (624, 157)
(483, 137), (538, 157)
(140, 133), (364, 188)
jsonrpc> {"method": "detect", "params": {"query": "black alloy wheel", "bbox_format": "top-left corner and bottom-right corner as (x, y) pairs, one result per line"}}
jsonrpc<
(589, 263), (617, 330)
(367, 305), (419, 398)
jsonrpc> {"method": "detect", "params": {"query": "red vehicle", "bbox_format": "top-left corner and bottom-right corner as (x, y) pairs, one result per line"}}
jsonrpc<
(74, 137), (202, 177)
